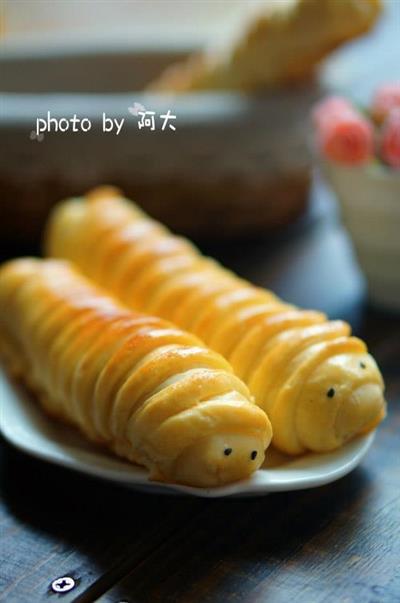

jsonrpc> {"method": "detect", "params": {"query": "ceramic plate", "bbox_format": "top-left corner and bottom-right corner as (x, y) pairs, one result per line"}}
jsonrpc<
(0, 369), (375, 498)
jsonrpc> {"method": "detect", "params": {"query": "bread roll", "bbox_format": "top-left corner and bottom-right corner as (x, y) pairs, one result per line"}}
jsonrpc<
(149, 0), (382, 91)
(0, 258), (271, 486)
(46, 187), (386, 454)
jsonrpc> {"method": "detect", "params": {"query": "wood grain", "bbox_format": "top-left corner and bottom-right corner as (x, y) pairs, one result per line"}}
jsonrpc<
(0, 445), (208, 602)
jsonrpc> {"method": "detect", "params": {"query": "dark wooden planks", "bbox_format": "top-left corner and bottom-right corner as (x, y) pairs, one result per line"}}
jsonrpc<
(0, 443), (208, 602)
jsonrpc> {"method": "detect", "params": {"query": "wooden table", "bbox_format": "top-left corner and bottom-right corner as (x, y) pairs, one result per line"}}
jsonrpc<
(1, 179), (399, 603)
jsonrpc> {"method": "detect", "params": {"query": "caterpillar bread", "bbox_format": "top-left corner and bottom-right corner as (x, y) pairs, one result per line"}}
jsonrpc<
(149, 0), (381, 91)
(45, 187), (386, 455)
(0, 258), (272, 487)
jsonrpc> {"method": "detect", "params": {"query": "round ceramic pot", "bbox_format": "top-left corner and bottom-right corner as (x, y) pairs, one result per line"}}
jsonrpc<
(323, 161), (400, 312)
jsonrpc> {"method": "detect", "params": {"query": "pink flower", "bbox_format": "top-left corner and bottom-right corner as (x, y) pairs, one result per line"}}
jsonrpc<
(312, 96), (373, 166)
(380, 109), (400, 169)
(372, 83), (400, 124)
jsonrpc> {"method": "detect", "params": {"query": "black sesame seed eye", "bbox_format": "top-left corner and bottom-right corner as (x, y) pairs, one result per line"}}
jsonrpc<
(224, 448), (232, 456)
(360, 362), (366, 369)
(250, 450), (257, 460)
(327, 388), (335, 398)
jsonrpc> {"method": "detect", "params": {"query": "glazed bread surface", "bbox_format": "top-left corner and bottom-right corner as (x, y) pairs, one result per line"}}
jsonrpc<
(0, 258), (271, 487)
(45, 188), (386, 455)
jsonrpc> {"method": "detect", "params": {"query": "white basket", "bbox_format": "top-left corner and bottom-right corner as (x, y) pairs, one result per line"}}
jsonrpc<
(323, 161), (400, 312)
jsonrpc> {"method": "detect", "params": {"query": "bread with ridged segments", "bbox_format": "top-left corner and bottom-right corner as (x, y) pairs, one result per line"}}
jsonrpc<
(149, 0), (382, 91)
(45, 187), (386, 455)
(0, 258), (272, 487)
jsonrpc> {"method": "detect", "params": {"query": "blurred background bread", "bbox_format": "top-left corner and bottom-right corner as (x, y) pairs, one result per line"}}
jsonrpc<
(0, 0), (391, 252)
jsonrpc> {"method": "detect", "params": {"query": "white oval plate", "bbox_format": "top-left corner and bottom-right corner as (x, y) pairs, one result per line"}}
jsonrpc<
(0, 369), (375, 498)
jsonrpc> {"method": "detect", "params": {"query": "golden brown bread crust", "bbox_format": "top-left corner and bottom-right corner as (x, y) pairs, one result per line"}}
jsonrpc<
(46, 187), (386, 454)
(0, 258), (271, 487)
(149, 0), (382, 91)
